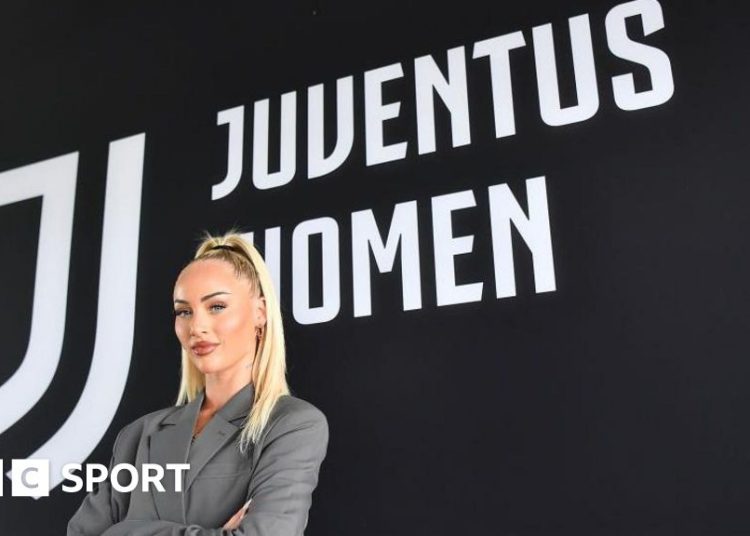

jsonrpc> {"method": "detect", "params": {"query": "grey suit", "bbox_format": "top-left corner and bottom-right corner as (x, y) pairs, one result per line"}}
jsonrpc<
(67, 383), (329, 535)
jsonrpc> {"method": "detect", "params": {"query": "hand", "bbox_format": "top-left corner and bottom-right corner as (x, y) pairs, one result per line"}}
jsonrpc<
(222, 499), (252, 530)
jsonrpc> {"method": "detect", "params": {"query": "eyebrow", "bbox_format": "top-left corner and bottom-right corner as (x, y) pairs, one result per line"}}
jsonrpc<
(173, 291), (231, 304)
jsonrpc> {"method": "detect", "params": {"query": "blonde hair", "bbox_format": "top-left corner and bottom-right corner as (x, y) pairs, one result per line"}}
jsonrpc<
(175, 228), (290, 452)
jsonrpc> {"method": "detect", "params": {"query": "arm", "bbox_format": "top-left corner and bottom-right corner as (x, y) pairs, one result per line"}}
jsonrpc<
(67, 427), (132, 536)
(100, 405), (329, 536)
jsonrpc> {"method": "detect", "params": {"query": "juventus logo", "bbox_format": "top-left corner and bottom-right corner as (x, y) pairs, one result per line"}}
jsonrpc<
(0, 133), (145, 494)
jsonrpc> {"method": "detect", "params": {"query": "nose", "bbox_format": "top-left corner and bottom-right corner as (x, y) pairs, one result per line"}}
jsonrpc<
(188, 309), (209, 336)
(189, 325), (207, 336)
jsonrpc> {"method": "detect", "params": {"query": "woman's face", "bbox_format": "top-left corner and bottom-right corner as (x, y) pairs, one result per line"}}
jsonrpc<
(173, 258), (266, 379)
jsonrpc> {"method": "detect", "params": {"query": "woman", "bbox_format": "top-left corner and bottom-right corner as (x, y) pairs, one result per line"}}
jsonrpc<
(67, 230), (329, 535)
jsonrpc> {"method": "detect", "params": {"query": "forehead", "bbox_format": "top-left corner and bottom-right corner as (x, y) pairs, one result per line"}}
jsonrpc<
(173, 258), (251, 298)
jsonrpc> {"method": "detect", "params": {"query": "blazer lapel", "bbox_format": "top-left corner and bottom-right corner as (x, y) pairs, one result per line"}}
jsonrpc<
(148, 392), (203, 523)
(185, 383), (255, 492)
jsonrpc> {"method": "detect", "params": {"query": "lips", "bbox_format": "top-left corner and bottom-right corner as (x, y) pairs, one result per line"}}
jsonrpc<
(191, 342), (219, 356)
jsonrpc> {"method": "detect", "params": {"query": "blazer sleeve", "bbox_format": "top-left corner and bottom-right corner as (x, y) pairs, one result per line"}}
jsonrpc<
(98, 404), (329, 536)
(66, 424), (135, 536)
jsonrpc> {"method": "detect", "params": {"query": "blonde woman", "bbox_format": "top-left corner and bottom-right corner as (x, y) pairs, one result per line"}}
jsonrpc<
(68, 230), (329, 535)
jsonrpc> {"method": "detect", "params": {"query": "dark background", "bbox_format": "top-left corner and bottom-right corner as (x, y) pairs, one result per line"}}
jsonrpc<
(1, 0), (749, 534)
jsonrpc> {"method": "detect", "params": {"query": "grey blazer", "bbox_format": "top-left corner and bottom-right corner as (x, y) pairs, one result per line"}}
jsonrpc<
(67, 383), (329, 535)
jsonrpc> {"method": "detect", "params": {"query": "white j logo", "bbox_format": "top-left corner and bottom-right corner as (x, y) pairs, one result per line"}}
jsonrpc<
(0, 133), (145, 496)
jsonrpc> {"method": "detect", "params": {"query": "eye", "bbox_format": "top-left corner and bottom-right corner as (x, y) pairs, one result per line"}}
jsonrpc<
(173, 309), (191, 318)
(210, 303), (227, 313)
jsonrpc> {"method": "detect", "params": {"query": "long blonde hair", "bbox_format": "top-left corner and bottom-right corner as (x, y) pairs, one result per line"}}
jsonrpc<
(175, 228), (290, 452)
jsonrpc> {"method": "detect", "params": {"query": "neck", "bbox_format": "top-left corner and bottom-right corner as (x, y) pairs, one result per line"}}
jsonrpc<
(202, 367), (252, 412)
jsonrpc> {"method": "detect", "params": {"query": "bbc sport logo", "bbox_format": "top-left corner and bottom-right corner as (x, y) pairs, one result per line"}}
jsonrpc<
(0, 459), (190, 498)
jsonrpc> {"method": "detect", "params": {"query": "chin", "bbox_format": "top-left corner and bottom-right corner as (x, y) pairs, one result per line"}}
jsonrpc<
(190, 355), (224, 374)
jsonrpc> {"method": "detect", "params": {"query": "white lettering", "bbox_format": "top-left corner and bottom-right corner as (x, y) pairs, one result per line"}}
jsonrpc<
(364, 63), (407, 166)
(61, 463), (83, 492)
(308, 76), (355, 178)
(431, 190), (484, 306)
(606, 0), (674, 110)
(487, 176), (556, 297)
(292, 217), (341, 324)
(85, 463), (108, 493)
(532, 14), (599, 126)
(415, 46), (472, 154)
(253, 92), (297, 189)
(472, 31), (526, 138)
(167, 463), (190, 493)
(351, 201), (422, 317)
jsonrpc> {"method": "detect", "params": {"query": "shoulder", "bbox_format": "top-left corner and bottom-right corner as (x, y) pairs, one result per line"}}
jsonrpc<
(263, 394), (329, 442)
(271, 394), (327, 424)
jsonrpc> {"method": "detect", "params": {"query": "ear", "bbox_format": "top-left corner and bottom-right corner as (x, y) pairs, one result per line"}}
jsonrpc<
(256, 295), (267, 327)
